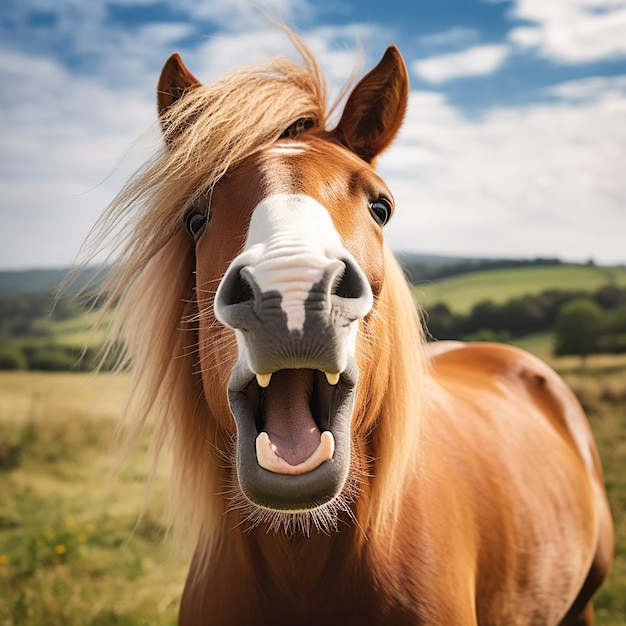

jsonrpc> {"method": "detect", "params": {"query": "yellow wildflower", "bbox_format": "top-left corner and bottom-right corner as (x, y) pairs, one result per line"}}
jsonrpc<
(0, 554), (8, 565)
(54, 545), (67, 555)
(77, 533), (88, 543)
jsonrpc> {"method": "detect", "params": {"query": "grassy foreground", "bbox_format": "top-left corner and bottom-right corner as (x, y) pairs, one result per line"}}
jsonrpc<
(0, 372), (188, 625)
(0, 354), (625, 625)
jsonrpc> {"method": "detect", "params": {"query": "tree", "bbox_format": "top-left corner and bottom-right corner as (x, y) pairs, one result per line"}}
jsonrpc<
(554, 298), (605, 361)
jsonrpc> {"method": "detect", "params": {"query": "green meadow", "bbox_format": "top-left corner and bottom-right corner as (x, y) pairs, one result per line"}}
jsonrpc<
(414, 264), (626, 314)
(12, 309), (112, 350)
(0, 372), (188, 625)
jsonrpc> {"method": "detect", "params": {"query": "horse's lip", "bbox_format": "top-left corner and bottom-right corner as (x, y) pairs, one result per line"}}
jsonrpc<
(226, 358), (357, 511)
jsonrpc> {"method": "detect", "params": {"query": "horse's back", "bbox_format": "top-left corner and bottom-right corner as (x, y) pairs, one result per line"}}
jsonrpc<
(424, 341), (613, 624)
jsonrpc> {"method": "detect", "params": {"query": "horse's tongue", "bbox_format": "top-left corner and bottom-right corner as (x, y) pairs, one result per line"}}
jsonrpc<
(261, 369), (321, 466)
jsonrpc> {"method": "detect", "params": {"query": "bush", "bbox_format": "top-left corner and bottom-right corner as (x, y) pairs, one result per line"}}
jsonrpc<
(23, 345), (77, 371)
(598, 305), (626, 353)
(0, 343), (27, 370)
(463, 328), (512, 343)
(423, 303), (464, 340)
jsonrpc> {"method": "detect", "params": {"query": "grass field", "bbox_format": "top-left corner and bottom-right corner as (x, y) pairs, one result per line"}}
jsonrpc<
(0, 372), (188, 625)
(0, 350), (625, 624)
(413, 264), (626, 314)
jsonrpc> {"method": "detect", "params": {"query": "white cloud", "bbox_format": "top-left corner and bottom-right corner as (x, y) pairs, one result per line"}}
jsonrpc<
(544, 74), (626, 100)
(0, 2), (387, 268)
(509, 0), (626, 63)
(171, 0), (313, 26)
(412, 44), (510, 83)
(417, 26), (479, 48)
(0, 49), (157, 269)
(380, 75), (626, 264)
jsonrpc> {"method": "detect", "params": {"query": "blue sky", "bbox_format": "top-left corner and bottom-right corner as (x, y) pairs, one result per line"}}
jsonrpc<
(1, 0), (626, 268)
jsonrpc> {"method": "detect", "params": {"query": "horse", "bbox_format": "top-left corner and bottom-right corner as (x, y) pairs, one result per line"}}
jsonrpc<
(94, 31), (613, 625)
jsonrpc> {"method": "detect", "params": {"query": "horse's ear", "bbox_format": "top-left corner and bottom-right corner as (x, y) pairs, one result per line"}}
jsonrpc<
(333, 46), (408, 164)
(157, 53), (201, 133)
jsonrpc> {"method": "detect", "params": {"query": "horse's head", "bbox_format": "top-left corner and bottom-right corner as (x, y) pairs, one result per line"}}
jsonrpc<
(155, 45), (412, 525)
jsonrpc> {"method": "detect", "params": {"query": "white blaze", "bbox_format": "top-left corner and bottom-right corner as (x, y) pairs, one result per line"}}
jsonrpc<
(267, 142), (310, 156)
(240, 193), (347, 331)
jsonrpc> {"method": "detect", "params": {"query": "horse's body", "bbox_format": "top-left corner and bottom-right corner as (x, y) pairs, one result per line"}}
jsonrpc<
(98, 31), (612, 625)
(178, 340), (611, 626)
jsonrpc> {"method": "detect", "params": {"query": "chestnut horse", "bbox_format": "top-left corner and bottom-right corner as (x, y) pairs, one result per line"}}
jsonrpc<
(96, 33), (613, 625)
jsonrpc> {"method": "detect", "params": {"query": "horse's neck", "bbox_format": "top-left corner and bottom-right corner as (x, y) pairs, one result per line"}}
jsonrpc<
(216, 513), (367, 594)
(181, 515), (404, 625)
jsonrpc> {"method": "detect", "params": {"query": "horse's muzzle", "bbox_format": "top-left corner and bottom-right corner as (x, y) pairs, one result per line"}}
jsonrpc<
(214, 253), (372, 511)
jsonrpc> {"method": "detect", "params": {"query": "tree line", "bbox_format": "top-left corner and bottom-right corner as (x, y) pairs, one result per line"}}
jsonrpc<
(400, 256), (564, 283)
(423, 285), (626, 356)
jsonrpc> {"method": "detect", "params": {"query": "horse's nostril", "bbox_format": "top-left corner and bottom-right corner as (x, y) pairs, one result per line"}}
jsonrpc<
(214, 266), (260, 330)
(220, 266), (256, 307)
(333, 258), (366, 300)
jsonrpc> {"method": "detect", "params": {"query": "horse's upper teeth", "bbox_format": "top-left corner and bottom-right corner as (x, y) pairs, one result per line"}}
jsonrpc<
(256, 373), (272, 388)
(257, 371), (339, 386)
(325, 372), (340, 385)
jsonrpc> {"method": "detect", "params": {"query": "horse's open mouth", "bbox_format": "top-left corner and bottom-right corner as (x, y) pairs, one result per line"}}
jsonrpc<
(248, 369), (341, 474)
(227, 361), (357, 511)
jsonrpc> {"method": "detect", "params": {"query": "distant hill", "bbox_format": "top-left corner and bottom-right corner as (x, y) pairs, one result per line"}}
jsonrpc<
(0, 266), (104, 297)
(395, 253), (565, 283)
(2, 258), (626, 370)
(414, 263), (626, 314)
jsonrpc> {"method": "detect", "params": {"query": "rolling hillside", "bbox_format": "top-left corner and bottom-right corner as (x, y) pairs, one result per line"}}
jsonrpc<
(0, 266), (103, 297)
(413, 264), (626, 314)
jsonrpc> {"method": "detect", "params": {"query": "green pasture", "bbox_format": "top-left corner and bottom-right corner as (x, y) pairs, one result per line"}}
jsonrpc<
(510, 330), (553, 354)
(0, 372), (188, 625)
(413, 264), (626, 314)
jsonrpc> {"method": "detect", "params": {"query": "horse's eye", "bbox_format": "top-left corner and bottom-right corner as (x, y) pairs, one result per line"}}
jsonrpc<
(369, 198), (392, 227)
(186, 211), (208, 241)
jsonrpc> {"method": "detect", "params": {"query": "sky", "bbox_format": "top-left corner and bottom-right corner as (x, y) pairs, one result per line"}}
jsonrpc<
(1, 0), (626, 269)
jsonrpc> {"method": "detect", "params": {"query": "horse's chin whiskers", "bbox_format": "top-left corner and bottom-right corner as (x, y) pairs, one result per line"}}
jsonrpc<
(218, 453), (364, 539)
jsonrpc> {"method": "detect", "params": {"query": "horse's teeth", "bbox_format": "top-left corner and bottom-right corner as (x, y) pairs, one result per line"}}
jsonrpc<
(256, 373), (272, 388)
(325, 372), (340, 385)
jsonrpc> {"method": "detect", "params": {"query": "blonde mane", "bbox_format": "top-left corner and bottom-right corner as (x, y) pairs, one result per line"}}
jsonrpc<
(354, 245), (426, 550)
(89, 33), (425, 563)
